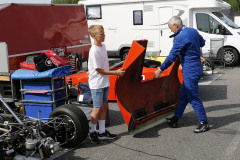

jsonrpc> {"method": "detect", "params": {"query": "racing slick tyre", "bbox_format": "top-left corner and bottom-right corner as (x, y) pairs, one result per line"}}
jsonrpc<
(121, 49), (130, 61)
(49, 104), (89, 147)
(223, 47), (239, 67)
(202, 57), (214, 71)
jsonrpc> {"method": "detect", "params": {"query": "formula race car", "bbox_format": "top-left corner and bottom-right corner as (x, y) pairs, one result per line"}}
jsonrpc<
(0, 93), (89, 160)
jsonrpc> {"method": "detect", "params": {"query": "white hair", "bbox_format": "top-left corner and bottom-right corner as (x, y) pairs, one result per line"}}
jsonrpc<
(168, 16), (183, 27)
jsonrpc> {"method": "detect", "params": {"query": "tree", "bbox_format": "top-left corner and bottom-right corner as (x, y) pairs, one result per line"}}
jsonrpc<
(225, 0), (240, 13)
(237, 0), (240, 11)
(52, 0), (79, 4)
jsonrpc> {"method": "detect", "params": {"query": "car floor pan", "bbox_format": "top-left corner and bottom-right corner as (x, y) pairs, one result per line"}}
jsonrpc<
(115, 40), (181, 134)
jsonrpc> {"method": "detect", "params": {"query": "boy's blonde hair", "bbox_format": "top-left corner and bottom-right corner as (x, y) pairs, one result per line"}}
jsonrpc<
(88, 25), (103, 38)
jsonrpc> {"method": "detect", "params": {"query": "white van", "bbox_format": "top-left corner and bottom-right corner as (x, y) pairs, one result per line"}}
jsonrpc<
(79, 0), (240, 67)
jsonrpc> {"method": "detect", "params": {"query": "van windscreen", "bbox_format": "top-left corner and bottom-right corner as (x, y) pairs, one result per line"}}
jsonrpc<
(213, 12), (239, 29)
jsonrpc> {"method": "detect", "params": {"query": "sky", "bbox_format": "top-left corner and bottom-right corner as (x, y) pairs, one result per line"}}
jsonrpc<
(0, 0), (51, 4)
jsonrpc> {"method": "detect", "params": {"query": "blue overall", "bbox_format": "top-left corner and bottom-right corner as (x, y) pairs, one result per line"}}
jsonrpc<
(160, 25), (208, 123)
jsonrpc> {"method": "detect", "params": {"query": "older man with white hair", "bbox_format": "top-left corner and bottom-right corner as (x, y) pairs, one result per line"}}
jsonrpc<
(154, 16), (209, 133)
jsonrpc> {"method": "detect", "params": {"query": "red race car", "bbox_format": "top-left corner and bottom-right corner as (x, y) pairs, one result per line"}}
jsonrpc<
(66, 56), (183, 101)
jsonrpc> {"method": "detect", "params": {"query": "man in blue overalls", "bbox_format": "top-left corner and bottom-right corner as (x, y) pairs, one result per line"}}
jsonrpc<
(154, 16), (209, 133)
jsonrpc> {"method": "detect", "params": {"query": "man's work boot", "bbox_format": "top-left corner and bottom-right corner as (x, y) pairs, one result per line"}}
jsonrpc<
(193, 121), (209, 133)
(165, 116), (178, 128)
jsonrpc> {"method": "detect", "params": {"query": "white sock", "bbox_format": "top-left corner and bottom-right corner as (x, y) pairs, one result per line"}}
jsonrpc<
(90, 123), (97, 133)
(98, 120), (106, 134)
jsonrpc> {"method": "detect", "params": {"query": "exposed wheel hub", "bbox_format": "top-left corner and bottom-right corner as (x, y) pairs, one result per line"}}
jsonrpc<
(57, 115), (76, 141)
(202, 61), (211, 71)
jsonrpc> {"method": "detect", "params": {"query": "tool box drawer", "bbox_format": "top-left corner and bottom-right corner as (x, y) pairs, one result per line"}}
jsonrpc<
(23, 90), (65, 101)
(22, 79), (64, 90)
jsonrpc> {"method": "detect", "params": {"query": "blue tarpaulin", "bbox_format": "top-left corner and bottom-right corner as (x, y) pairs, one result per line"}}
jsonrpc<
(11, 65), (72, 79)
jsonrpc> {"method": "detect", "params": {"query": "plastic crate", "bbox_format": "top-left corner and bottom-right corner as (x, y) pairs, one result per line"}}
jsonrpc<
(23, 90), (65, 101)
(22, 79), (64, 90)
(24, 101), (65, 120)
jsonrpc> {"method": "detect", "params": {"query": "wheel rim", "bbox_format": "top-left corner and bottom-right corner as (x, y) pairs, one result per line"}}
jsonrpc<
(223, 50), (235, 64)
(123, 53), (127, 61)
(55, 114), (77, 143)
(123, 51), (129, 61)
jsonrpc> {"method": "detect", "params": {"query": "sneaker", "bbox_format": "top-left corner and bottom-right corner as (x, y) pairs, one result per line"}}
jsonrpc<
(193, 121), (209, 133)
(89, 131), (100, 144)
(98, 130), (117, 140)
(165, 116), (178, 128)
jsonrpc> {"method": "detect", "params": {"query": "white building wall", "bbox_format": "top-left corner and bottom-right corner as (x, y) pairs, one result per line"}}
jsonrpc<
(234, 16), (240, 27)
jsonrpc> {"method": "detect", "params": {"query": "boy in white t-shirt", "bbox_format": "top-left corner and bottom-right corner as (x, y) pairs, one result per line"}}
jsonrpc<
(88, 25), (125, 144)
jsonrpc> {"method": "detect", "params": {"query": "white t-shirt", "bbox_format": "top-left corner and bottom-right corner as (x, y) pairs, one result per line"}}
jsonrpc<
(88, 44), (110, 89)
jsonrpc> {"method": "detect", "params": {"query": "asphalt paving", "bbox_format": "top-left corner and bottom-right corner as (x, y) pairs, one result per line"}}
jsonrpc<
(55, 63), (240, 160)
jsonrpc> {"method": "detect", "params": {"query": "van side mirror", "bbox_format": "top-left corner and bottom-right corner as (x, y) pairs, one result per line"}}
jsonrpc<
(217, 24), (232, 35)
(218, 24), (225, 34)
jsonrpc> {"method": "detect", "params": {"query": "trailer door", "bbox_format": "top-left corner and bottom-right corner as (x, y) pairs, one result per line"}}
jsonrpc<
(158, 7), (173, 56)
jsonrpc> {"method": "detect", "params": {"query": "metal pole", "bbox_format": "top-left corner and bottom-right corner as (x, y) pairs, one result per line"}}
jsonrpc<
(0, 93), (23, 124)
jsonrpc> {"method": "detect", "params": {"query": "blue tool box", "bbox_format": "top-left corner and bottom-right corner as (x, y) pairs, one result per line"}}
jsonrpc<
(20, 77), (67, 120)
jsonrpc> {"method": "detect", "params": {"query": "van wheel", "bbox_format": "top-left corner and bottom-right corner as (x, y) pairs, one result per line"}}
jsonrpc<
(202, 57), (214, 71)
(222, 47), (239, 67)
(121, 49), (129, 61)
(49, 104), (89, 147)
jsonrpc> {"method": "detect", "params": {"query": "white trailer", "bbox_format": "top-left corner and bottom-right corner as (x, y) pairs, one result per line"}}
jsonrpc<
(79, 0), (240, 67)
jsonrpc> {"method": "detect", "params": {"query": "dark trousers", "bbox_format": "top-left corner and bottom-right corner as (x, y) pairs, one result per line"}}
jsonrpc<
(175, 75), (208, 122)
